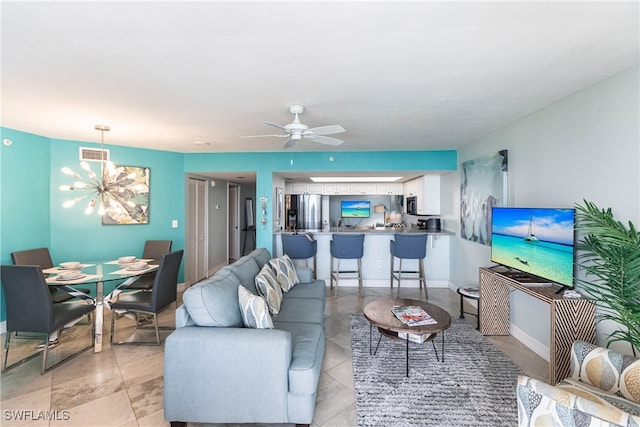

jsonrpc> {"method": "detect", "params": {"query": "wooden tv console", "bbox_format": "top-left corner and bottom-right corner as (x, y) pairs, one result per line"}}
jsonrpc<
(479, 267), (595, 385)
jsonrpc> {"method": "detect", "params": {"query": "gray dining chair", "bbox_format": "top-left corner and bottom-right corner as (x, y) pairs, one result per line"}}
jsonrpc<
(0, 265), (95, 374)
(110, 249), (183, 345)
(11, 247), (92, 303)
(124, 240), (173, 291)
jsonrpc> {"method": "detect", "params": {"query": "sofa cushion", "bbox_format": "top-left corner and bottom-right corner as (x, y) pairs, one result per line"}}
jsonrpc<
(269, 255), (300, 292)
(238, 285), (274, 329)
(224, 255), (260, 294)
(182, 269), (243, 327)
(274, 297), (324, 324)
(251, 248), (272, 269)
(281, 279), (326, 301)
(255, 265), (283, 315)
(273, 321), (324, 395)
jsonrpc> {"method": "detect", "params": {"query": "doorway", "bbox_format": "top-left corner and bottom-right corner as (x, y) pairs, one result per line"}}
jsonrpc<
(228, 183), (241, 262)
(186, 177), (208, 284)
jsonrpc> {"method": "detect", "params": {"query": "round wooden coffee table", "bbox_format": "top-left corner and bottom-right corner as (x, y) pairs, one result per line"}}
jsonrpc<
(363, 298), (452, 377)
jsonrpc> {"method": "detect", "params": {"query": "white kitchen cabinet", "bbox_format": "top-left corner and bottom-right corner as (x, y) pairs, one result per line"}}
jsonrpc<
(377, 182), (403, 195)
(286, 182), (323, 194)
(403, 175), (441, 215)
(306, 183), (323, 194)
(350, 183), (377, 194)
(323, 183), (351, 194)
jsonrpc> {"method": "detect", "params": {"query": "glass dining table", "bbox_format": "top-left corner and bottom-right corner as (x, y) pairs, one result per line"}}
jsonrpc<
(43, 259), (159, 352)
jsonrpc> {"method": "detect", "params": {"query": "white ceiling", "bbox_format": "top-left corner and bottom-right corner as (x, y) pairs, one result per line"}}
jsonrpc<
(1, 1), (638, 155)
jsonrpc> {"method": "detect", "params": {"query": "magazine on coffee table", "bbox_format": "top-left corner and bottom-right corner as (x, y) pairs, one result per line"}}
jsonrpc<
(391, 305), (437, 326)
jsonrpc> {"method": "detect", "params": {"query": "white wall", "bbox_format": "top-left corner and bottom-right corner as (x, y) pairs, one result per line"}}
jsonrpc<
(446, 66), (639, 354)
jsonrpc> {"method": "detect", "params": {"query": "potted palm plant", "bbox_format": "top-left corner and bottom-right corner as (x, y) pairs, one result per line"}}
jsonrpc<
(575, 200), (640, 356)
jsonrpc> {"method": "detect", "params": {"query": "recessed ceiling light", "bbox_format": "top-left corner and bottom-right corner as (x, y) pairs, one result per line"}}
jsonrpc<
(310, 176), (403, 183)
(193, 141), (210, 145)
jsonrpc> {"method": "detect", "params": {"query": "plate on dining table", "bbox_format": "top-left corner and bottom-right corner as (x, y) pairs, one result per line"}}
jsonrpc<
(56, 273), (86, 281)
(127, 264), (149, 271)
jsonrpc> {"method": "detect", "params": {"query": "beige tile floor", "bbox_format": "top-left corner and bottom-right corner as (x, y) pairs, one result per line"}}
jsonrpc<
(1, 286), (548, 427)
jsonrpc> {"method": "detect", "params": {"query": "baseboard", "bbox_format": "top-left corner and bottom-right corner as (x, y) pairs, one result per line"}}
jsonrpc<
(0, 320), (5, 335)
(318, 278), (450, 288)
(510, 322), (550, 362)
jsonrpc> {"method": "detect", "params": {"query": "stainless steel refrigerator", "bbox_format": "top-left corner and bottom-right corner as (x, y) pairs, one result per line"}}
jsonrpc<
(285, 194), (322, 231)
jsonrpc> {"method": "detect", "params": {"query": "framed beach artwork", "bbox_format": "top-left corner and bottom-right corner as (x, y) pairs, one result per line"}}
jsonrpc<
(460, 150), (508, 245)
(102, 165), (150, 225)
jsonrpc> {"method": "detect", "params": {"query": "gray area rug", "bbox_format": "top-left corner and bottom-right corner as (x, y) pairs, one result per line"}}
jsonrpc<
(350, 314), (523, 426)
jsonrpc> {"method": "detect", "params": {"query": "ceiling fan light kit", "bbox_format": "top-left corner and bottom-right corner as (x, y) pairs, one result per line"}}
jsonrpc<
(243, 104), (346, 149)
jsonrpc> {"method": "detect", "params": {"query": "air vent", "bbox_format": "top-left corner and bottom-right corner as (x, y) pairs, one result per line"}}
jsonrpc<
(79, 147), (109, 162)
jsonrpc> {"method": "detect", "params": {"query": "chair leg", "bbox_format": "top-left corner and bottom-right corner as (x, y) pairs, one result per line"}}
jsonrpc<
(357, 258), (363, 289)
(41, 333), (51, 375)
(420, 259), (427, 297)
(153, 314), (160, 345)
(330, 255), (335, 289)
(334, 259), (341, 297)
(2, 333), (10, 373)
(390, 255), (394, 288)
(398, 259), (403, 288)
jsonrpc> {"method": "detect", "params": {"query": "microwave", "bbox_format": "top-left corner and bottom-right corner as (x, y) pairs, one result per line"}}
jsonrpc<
(406, 196), (417, 215)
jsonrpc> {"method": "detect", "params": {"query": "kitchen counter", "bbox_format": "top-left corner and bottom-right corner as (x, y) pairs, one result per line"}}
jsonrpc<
(273, 229), (452, 288)
(276, 227), (454, 236)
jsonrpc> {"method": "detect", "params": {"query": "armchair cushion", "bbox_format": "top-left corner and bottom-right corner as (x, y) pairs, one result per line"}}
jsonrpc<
(570, 340), (640, 404)
(517, 376), (640, 426)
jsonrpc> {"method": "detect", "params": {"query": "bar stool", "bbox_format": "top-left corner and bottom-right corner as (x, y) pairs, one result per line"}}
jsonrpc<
(281, 233), (318, 279)
(457, 287), (480, 330)
(390, 233), (428, 293)
(330, 234), (365, 296)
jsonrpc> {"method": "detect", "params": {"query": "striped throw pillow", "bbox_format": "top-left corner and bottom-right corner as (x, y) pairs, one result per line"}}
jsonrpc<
(238, 285), (273, 329)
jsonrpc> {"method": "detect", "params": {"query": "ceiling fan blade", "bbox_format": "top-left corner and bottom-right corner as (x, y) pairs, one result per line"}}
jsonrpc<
(262, 121), (289, 132)
(240, 134), (289, 138)
(306, 135), (344, 146)
(305, 125), (345, 136)
(282, 137), (298, 149)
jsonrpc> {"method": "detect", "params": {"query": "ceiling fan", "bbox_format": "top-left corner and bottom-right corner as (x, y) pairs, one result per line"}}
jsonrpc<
(243, 104), (345, 149)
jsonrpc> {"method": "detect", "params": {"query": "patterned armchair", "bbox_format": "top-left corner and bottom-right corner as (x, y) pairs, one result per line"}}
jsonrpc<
(517, 341), (640, 427)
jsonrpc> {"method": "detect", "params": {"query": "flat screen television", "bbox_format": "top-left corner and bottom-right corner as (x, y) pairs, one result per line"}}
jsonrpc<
(491, 207), (575, 288)
(341, 200), (370, 218)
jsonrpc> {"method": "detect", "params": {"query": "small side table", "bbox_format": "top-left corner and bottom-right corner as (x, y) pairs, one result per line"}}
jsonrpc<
(457, 287), (480, 330)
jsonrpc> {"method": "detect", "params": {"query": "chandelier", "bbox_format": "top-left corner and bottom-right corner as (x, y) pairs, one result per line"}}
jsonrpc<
(59, 125), (137, 216)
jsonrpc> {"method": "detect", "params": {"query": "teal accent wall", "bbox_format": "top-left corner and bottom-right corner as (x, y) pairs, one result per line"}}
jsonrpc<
(0, 128), (185, 322)
(184, 150), (457, 249)
(48, 138), (185, 262)
(1, 129), (51, 264)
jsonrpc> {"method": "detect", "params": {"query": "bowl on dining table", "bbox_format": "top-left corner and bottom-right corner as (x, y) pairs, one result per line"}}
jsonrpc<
(127, 261), (148, 271)
(60, 261), (81, 269)
(119, 256), (136, 264)
(58, 270), (82, 280)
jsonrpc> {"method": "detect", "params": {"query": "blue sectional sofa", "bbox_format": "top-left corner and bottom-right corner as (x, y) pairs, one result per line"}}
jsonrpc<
(163, 248), (326, 427)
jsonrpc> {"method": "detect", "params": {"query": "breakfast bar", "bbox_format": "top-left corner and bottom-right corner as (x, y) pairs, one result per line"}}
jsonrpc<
(274, 228), (453, 288)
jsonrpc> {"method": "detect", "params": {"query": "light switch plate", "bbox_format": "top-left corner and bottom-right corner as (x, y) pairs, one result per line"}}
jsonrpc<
(171, 220), (178, 228)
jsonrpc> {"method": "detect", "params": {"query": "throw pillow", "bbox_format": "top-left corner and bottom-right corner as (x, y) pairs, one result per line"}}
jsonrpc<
(255, 265), (283, 315)
(269, 254), (300, 292)
(238, 285), (274, 329)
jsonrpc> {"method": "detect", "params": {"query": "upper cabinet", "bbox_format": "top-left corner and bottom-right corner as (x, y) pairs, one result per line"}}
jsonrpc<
(287, 182), (403, 195)
(286, 182), (323, 194)
(403, 175), (441, 215)
(376, 182), (404, 195)
(349, 183), (378, 195)
(323, 183), (351, 195)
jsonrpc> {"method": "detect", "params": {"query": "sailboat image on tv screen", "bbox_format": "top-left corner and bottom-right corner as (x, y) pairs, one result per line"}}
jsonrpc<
(524, 211), (539, 243)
